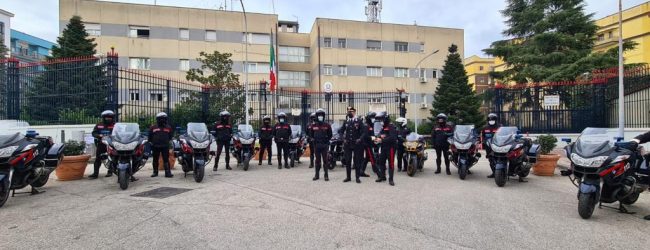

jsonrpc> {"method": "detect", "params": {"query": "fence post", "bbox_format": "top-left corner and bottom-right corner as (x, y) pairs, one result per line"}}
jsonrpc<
(7, 58), (19, 120)
(107, 49), (119, 121)
(202, 86), (209, 123)
(348, 92), (354, 110)
(494, 87), (503, 123)
(301, 91), (309, 131)
(166, 80), (171, 118)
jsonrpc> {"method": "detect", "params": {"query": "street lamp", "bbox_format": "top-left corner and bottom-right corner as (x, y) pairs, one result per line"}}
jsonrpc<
(240, 0), (249, 126)
(413, 49), (439, 134)
(617, 0), (624, 139)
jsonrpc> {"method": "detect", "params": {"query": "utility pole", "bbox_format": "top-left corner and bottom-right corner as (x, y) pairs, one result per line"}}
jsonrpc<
(617, 0), (624, 139)
(240, 0), (249, 125)
(413, 49), (439, 134)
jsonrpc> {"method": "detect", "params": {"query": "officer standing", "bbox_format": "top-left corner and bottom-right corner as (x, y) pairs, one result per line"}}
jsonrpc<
(310, 109), (332, 181)
(361, 112), (377, 177)
(273, 112), (292, 169)
(481, 113), (501, 178)
(375, 112), (397, 186)
(432, 113), (453, 175)
(395, 117), (411, 172)
(213, 111), (233, 171)
(307, 113), (316, 168)
(89, 110), (116, 179)
(258, 116), (273, 166)
(340, 107), (364, 183)
(148, 112), (174, 178)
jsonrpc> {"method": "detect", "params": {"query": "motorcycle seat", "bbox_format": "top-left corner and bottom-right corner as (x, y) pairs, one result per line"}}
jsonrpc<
(0, 133), (23, 148)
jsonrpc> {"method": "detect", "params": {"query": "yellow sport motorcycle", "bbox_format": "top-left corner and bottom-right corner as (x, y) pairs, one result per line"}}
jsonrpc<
(403, 133), (428, 177)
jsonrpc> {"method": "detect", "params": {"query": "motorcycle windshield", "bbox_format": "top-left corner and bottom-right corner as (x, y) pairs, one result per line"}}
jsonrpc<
(331, 123), (342, 140)
(290, 125), (302, 138)
(373, 122), (383, 137)
(453, 125), (475, 143)
(187, 123), (210, 143)
(405, 132), (421, 142)
(575, 127), (616, 158)
(111, 123), (141, 143)
(0, 133), (23, 148)
(492, 126), (518, 146)
(237, 124), (254, 139)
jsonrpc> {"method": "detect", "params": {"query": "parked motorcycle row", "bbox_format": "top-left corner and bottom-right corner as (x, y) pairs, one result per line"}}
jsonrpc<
(2, 123), (649, 221)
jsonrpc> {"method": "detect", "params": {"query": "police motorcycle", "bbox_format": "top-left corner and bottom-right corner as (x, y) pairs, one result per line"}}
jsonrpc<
(487, 127), (539, 187)
(402, 132), (428, 177)
(0, 131), (64, 208)
(562, 127), (649, 219)
(448, 125), (481, 180)
(231, 124), (257, 171)
(288, 125), (306, 168)
(173, 123), (213, 183)
(328, 122), (344, 170)
(102, 123), (149, 190)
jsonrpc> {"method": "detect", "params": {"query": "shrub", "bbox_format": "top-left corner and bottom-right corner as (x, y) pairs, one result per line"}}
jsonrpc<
(536, 134), (557, 155)
(63, 140), (86, 156)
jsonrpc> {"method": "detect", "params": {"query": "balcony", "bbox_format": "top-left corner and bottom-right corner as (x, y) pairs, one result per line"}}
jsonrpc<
(594, 35), (620, 50)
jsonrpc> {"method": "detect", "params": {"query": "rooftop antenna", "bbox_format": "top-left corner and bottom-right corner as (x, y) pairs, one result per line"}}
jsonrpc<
(365, 0), (382, 23)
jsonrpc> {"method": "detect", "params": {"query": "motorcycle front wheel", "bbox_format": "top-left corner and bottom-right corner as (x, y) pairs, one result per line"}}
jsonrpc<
(194, 164), (205, 182)
(243, 155), (250, 171)
(327, 154), (335, 170)
(118, 170), (129, 190)
(407, 156), (417, 177)
(494, 169), (506, 187)
(578, 192), (597, 219)
(290, 151), (295, 168)
(0, 177), (10, 208)
(459, 164), (468, 180)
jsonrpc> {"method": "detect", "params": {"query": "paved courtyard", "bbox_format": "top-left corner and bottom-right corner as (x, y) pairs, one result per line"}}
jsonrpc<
(1, 151), (649, 249)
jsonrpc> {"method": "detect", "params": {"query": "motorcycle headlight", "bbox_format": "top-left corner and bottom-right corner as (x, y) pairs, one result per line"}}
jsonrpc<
(190, 140), (210, 149)
(491, 144), (512, 153)
(240, 138), (255, 145)
(454, 142), (472, 150)
(112, 141), (138, 151)
(570, 153), (608, 168)
(0, 146), (19, 158)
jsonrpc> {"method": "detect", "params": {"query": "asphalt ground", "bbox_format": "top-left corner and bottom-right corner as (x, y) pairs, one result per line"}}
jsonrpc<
(1, 150), (649, 249)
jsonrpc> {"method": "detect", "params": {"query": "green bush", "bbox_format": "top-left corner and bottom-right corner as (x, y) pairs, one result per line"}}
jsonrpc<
(63, 140), (86, 156)
(536, 134), (558, 155)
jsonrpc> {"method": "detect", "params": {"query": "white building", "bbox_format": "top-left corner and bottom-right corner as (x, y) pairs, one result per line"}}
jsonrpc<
(0, 8), (14, 56)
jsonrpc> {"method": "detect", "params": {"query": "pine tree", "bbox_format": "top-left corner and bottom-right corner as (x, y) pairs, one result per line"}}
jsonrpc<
(430, 44), (484, 127)
(0, 36), (7, 58)
(51, 15), (96, 58)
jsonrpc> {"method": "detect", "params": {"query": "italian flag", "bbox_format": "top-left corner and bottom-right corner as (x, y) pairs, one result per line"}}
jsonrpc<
(269, 42), (277, 92)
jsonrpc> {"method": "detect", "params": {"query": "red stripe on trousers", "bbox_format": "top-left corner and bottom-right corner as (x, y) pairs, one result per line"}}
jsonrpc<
(389, 148), (395, 170)
(366, 148), (376, 165)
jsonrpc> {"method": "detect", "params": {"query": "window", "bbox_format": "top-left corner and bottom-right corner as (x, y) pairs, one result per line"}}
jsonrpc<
(0, 22), (4, 36)
(608, 31), (613, 38)
(339, 65), (348, 76)
(206, 30), (217, 41)
(179, 29), (189, 40)
(84, 23), (101, 36)
(338, 38), (347, 48)
(394, 95), (410, 103)
(419, 68), (426, 79)
(179, 59), (190, 71)
(129, 89), (140, 101)
(324, 65), (333, 75)
(129, 58), (150, 70)
(367, 40), (381, 50)
(149, 91), (165, 102)
(245, 62), (270, 73)
(421, 94), (427, 104)
(323, 37), (332, 48)
(278, 46), (310, 63)
(366, 67), (382, 77)
(338, 94), (348, 103)
(368, 97), (382, 103)
(243, 33), (270, 44)
(129, 26), (150, 38)
(479, 66), (484, 71)
(278, 71), (310, 87)
(394, 68), (409, 78)
(597, 34), (605, 41)
(432, 69), (438, 79)
(395, 42), (408, 52)
(420, 42), (425, 53)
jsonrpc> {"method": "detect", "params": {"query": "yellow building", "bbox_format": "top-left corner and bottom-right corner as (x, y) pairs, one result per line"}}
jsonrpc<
(463, 55), (495, 93)
(594, 1), (650, 64)
(59, 0), (463, 124)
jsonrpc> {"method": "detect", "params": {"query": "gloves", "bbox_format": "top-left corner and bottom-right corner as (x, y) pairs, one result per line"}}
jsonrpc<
(619, 141), (639, 151)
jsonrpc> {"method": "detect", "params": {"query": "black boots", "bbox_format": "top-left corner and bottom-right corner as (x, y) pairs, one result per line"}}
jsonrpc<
(446, 166), (451, 175)
(89, 161), (101, 179)
(151, 167), (159, 177)
(388, 168), (395, 186)
(164, 163), (173, 178)
(278, 160), (282, 169)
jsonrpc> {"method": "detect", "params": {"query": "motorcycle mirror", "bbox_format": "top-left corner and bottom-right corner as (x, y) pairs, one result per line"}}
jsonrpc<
(516, 130), (522, 135)
(515, 134), (523, 140)
(561, 138), (572, 143)
(614, 137), (624, 142)
(26, 130), (39, 138)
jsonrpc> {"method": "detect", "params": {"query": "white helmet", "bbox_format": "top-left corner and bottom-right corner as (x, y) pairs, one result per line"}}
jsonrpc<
(101, 110), (115, 117)
(156, 112), (168, 118)
(396, 117), (407, 127)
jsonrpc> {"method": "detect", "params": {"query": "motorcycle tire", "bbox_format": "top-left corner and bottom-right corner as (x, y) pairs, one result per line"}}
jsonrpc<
(519, 167), (530, 178)
(30, 171), (50, 188)
(621, 191), (640, 205)
(407, 157), (416, 177)
(578, 192), (597, 219)
(194, 165), (205, 183)
(290, 153), (295, 168)
(0, 177), (10, 208)
(459, 165), (468, 180)
(118, 170), (129, 190)
(243, 158), (250, 171)
(495, 169), (506, 187)
(328, 154), (335, 170)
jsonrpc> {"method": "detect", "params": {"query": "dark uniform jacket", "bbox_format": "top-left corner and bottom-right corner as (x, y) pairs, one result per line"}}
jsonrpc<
(340, 116), (363, 145)
(273, 123), (292, 143)
(379, 124), (398, 147)
(397, 126), (412, 147)
(213, 121), (233, 143)
(309, 122), (332, 145)
(148, 124), (173, 148)
(259, 124), (274, 141)
(635, 131), (650, 144)
(91, 122), (115, 144)
(480, 124), (501, 142)
(432, 123), (453, 148)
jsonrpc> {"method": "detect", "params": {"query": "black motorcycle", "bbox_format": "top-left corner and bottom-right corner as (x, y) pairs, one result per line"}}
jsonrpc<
(449, 125), (481, 180)
(563, 127), (649, 219)
(102, 123), (148, 190)
(487, 126), (539, 187)
(174, 123), (213, 182)
(0, 131), (64, 208)
(288, 125), (306, 168)
(328, 123), (344, 170)
(232, 125), (257, 171)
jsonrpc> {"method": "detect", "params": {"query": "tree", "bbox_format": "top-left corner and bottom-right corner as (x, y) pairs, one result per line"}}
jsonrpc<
(484, 0), (636, 83)
(0, 36), (7, 58)
(186, 51), (240, 89)
(51, 15), (96, 58)
(430, 44), (485, 127)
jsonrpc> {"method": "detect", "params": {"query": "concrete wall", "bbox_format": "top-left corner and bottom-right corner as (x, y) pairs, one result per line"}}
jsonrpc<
(1, 121), (95, 143)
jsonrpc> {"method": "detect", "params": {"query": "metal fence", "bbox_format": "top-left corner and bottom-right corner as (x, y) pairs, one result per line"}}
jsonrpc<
(491, 66), (650, 133)
(0, 52), (401, 131)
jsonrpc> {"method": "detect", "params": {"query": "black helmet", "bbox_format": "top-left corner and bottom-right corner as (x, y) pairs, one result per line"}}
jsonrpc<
(315, 109), (326, 122)
(383, 113), (391, 124)
(488, 113), (498, 120)
(436, 113), (447, 120)
(101, 110), (115, 124)
(156, 112), (168, 125)
(310, 112), (316, 121)
(365, 111), (376, 123)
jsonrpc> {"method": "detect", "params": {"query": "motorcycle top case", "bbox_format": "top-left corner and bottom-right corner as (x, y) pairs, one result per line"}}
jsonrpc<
(527, 144), (540, 163)
(44, 143), (65, 168)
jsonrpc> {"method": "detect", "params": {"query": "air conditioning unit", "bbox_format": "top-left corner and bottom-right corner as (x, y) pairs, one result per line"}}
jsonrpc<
(420, 103), (428, 109)
(419, 77), (428, 83)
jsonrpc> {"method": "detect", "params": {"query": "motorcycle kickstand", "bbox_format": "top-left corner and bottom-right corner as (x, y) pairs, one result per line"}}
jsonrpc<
(31, 187), (44, 195)
(518, 177), (528, 183)
(618, 203), (636, 215)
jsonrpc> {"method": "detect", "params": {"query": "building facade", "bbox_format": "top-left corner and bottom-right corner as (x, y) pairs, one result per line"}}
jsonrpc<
(10, 30), (56, 62)
(594, 1), (650, 65)
(0, 9), (13, 56)
(59, 0), (463, 124)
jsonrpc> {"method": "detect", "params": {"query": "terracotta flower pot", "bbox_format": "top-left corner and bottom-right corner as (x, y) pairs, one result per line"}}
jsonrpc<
(56, 154), (91, 181)
(533, 154), (560, 176)
(157, 150), (176, 170)
(302, 147), (311, 157)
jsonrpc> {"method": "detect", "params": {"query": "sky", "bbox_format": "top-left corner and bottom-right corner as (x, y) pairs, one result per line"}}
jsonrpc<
(2, 0), (648, 57)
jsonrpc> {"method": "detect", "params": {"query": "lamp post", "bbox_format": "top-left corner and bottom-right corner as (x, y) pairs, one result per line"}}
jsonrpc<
(398, 89), (407, 118)
(413, 49), (439, 134)
(617, 0), (624, 139)
(240, 0), (249, 126)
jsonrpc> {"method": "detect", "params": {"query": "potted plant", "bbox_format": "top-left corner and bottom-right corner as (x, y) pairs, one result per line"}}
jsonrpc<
(158, 149), (177, 170)
(532, 134), (560, 176)
(56, 140), (92, 181)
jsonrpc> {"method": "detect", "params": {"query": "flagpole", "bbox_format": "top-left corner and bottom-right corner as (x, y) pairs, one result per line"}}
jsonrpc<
(240, 0), (249, 126)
